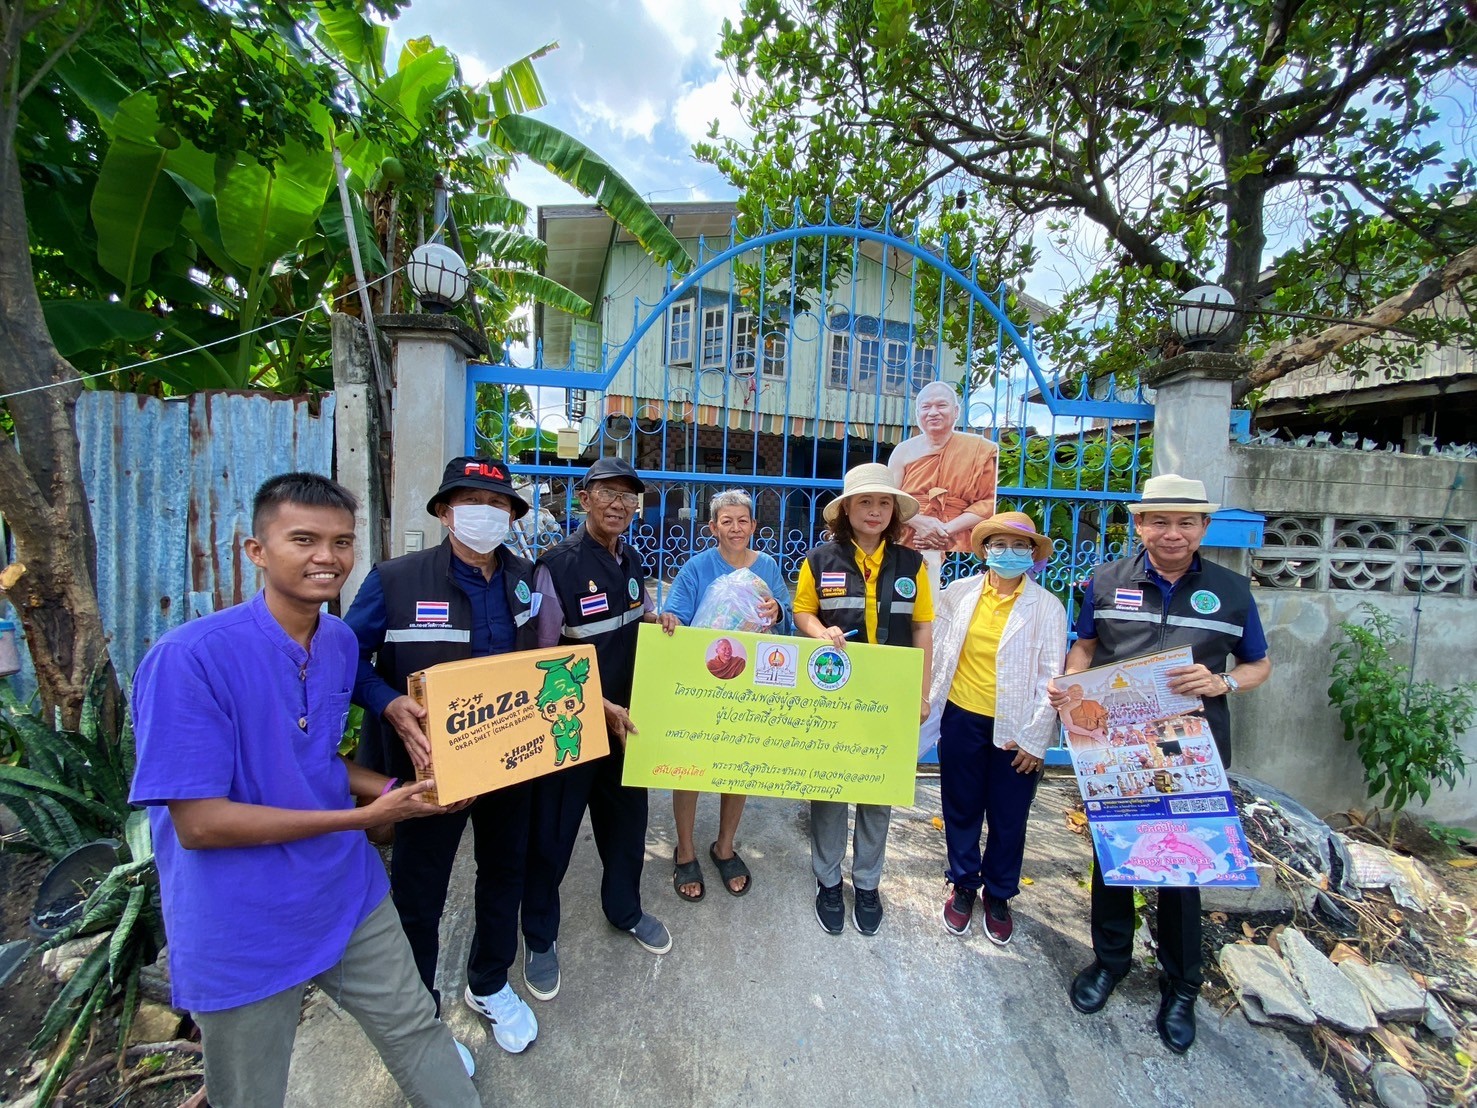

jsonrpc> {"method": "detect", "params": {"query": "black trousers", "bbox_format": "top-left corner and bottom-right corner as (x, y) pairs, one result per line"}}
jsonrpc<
(1090, 861), (1202, 988)
(389, 781), (532, 1004)
(522, 743), (647, 950)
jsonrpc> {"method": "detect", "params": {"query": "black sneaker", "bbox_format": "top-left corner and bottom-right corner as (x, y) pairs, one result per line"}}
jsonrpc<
(853, 886), (883, 935)
(815, 881), (844, 934)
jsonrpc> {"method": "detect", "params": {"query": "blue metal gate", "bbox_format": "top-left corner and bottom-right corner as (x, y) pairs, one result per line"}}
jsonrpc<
(467, 203), (1153, 757)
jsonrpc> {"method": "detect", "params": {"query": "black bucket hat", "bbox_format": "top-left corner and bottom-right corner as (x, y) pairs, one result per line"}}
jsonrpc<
(580, 456), (645, 493)
(426, 456), (530, 519)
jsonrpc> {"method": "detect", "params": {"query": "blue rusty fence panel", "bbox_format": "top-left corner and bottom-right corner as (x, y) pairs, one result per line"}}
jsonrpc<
(185, 392), (336, 617)
(66, 390), (337, 681)
(77, 393), (191, 684)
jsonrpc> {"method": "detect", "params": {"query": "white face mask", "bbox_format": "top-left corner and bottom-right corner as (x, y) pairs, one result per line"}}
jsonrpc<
(451, 504), (510, 554)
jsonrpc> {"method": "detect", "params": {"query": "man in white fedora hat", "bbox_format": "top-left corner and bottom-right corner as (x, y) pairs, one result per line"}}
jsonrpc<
(1048, 473), (1272, 1055)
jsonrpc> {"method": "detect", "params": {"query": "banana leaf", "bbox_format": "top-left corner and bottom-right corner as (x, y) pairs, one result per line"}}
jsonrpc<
(494, 114), (692, 273)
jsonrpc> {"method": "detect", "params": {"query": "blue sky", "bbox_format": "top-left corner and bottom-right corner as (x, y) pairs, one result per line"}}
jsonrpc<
(391, 0), (745, 213)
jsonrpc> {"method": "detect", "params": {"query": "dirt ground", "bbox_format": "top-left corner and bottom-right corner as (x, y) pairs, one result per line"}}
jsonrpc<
(0, 852), (202, 1108)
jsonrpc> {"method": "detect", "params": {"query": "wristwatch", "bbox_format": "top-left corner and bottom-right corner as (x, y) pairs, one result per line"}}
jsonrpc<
(1220, 673), (1240, 694)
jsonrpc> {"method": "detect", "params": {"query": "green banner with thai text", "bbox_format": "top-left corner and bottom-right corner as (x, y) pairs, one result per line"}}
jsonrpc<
(624, 625), (923, 804)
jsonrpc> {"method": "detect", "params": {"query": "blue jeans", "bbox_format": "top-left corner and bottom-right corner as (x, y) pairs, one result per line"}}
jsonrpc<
(938, 701), (1041, 900)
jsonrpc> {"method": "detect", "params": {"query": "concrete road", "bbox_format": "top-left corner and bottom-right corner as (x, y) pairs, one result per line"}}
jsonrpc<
(286, 778), (1341, 1107)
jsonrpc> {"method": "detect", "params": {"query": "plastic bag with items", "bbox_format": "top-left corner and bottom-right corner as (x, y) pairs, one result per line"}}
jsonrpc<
(691, 568), (775, 632)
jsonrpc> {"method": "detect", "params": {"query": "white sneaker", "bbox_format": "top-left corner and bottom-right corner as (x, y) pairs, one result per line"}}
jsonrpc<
(464, 983), (539, 1054)
(453, 1038), (476, 1077)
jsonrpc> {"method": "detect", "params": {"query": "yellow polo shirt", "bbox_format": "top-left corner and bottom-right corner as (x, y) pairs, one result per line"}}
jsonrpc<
(793, 540), (934, 644)
(947, 577), (1022, 716)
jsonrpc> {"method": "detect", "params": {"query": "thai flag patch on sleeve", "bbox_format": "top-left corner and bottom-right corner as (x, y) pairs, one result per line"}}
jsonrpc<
(1114, 588), (1144, 610)
(580, 593), (609, 617)
(415, 601), (450, 623)
(819, 572), (848, 590)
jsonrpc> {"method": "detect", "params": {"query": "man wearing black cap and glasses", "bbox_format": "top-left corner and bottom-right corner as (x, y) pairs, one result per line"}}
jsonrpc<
(346, 455), (541, 1059)
(520, 456), (672, 1003)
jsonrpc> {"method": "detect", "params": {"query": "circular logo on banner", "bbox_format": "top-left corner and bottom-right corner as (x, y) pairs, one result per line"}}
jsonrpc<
(1190, 590), (1221, 615)
(628, 578), (641, 601)
(807, 645), (852, 691)
(895, 577), (916, 599)
(515, 580), (531, 604)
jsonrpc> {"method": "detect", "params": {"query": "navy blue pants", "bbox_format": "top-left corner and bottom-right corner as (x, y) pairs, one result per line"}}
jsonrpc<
(390, 780), (531, 1006)
(938, 701), (1041, 900)
(522, 742), (647, 951)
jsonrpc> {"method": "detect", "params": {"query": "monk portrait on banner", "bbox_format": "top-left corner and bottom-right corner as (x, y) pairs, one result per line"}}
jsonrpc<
(887, 381), (998, 555)
(705, 637), (747, 680)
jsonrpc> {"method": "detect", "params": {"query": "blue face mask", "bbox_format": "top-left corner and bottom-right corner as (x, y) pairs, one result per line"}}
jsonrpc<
(985, 549), (1036, 579)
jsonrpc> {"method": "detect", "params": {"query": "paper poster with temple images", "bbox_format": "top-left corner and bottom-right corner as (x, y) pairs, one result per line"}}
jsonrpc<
(1055, 646), (1259, 888)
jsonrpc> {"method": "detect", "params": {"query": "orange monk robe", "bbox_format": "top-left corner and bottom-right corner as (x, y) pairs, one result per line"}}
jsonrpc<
(897, 433), (998, 553)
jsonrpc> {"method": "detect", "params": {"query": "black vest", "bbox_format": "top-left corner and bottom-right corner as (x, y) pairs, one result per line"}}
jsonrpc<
(357, 539), (537, 778)
(537, 525), (647, 707)
(804, 541), (924, 646)
(1088, 551), (1256, 763)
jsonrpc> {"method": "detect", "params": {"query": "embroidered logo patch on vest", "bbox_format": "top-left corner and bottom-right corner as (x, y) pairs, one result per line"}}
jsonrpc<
(415, 601), (450, 624)
(807, 645), (852, 691)
(819, 572), (848, 590)
(895, 577), (916, 599)
(1113, 588), (1143, 611)
(515, 580), (531, 604)
(580, 593), (609, 617)
(628, 578), (641, 601)
(1190, 590), (1221, 615)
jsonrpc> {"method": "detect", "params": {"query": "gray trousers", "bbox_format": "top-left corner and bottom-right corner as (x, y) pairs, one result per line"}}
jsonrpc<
(810, 801), (892, 890)
(192, 895), (480, 1108)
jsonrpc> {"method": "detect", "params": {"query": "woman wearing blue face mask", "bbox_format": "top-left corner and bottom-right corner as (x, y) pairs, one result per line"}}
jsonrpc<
(925, 511), (1067, 944)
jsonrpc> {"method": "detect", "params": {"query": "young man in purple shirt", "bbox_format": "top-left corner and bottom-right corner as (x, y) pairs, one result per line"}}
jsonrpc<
(129, 473), (480, 1108)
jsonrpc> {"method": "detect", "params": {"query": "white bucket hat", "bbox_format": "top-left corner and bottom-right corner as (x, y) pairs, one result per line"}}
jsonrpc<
(822, 463), (920, 526)
(1127, 474), (1219, 515)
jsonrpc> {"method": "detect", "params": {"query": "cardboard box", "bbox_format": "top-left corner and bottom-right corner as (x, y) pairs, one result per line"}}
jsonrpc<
(407, 645), (608, 805)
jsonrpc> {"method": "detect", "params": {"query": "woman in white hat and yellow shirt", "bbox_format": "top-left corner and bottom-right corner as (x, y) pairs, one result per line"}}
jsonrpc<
(792, 464), (934, 937)
(926, 511), (1067, 945)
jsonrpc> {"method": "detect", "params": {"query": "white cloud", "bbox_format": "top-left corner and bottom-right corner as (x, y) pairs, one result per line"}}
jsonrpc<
(673, 71), (748, 146)
(388, 0), (741, 210)
(638, 0), (742, 60)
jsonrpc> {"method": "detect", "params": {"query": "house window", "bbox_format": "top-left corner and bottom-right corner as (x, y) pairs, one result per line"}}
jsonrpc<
(828, 334), (851, 388)
(700, 305), (727, 368)
(733, 313), (757, 374)
(882, 339), (910, 394)
(911, 346), (937, 391)
(667, 299), (694, 367)
(762, 329), (787, 378)
(856, 337), (880, 389)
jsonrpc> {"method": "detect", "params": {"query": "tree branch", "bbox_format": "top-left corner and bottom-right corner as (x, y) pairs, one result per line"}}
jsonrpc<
(1245, 242), (1477, 390)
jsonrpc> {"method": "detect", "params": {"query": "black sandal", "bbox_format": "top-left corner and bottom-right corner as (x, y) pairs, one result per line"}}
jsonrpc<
(673, 853), (705, 902)
(709, 842), (752, 897)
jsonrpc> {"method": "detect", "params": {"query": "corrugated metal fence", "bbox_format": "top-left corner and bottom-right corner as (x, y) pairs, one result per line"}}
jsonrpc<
(70, 390), (336, 681)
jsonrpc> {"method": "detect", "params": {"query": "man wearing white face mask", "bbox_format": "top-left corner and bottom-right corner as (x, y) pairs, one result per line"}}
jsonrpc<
(346, 456), (541, 1061)
(925, 511), (1067, 945)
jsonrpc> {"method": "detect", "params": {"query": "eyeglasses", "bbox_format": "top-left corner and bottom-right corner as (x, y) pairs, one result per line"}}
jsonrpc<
(983, 541), (1035, 555)
(588, 488), (641, 508)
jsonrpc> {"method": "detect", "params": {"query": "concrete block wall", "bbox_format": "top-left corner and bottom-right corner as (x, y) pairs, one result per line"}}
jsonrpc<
(1228, 444), (1477, 829)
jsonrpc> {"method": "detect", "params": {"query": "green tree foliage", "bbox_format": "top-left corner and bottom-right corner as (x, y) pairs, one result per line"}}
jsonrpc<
(699, 0), (1476, 391)
(1328, 603), (1475, 840)
(1, 0), (691, 726)
(19, 2), (691, 393)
